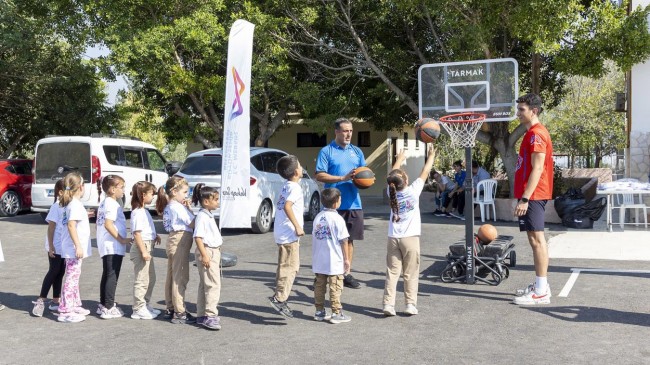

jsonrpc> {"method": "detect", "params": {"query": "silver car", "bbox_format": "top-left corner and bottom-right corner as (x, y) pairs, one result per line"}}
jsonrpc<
(176, 147), (321, 234)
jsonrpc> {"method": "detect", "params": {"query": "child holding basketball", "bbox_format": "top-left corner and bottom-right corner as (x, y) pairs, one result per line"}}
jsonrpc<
(269, 155), (305, 319)
(383, 146), (436, 316)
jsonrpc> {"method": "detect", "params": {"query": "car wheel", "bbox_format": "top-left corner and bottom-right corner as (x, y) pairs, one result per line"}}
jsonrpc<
(0, 190), (21, 217)
(307, 192), (320, 221)
(251, 199), (273, 234)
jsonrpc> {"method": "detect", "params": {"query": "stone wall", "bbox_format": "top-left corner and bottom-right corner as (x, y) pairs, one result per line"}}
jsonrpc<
(628, 131), (650, 182)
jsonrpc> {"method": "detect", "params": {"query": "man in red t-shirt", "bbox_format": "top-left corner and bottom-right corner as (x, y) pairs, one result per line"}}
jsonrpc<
(512, 93), (554, 306)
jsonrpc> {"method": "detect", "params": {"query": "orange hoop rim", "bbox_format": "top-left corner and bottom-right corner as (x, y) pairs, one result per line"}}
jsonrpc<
(438, 112), (487, 123)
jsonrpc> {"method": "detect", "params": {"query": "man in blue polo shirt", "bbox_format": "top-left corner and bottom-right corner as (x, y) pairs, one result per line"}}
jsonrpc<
(315, 118), (366, 289)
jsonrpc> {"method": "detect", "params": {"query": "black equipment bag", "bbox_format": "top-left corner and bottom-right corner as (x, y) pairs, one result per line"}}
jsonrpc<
(561, 197), (607, 229)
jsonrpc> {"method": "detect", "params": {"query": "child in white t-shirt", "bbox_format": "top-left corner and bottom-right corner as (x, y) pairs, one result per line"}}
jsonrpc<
(96, 175), (131, 319)
(269, 155), (305, 319)
(130, 181), (162, 320)
(32, 179), (65, 317)
(382, 146), (436, 317)
(57, 172), (93, 323)
(156, 175), (195, 323)
(311, 188), (351, 324)
(191, 183), (223, 330)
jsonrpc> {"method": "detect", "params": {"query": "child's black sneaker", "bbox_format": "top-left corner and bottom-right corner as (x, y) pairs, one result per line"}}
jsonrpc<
(268, 296), (294, 318)
(171, 311), (196, 324)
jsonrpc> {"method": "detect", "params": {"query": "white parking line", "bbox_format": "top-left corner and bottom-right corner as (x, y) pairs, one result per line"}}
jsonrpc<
(558, 268), (650, 297)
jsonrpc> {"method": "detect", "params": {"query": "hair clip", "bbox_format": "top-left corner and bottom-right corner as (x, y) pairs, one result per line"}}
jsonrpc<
(65, 186), (71, 190)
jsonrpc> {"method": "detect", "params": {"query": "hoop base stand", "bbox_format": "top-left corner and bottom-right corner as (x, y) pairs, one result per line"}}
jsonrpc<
(464, 147), (475, 284)
(438, 112), (486, 285)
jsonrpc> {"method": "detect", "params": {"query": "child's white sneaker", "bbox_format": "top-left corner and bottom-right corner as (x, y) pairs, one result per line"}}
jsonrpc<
(100, 305), (124, 319)
(131, 306), (154, 320)
(382, 304), (396, 317)
(404, 304), (419, 315)
(57, 313), (86, 323)
(146, 304), (161, 316)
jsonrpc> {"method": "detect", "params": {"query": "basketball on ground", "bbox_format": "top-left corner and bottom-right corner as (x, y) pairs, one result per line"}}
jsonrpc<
(415, 118), (441, 143)
(352, 167), (375, 189)
(477, 224), (498, 244)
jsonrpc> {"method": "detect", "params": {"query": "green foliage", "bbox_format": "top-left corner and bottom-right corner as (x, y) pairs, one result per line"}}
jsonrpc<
(546, 63), (626, 167)
(0, 0), (117, 158)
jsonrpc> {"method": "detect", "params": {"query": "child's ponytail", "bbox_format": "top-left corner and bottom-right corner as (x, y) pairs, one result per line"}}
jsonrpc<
(155, 186), (168, 215)
(191, 183), (219, 208)
(387, 169), (407, 223)
(59, 172), (83, 207)
(53, 179), (64, 203)
(191, 183), (205, 206)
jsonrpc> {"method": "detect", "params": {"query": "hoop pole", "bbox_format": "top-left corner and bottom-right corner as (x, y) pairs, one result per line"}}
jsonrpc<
(464, 147), (476, 284)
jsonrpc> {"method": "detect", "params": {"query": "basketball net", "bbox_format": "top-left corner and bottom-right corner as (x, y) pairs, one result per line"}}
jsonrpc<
(437, 113), (486, 149)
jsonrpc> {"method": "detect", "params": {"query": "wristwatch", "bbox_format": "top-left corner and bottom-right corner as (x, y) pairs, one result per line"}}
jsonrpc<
(521, 197), (529, 203)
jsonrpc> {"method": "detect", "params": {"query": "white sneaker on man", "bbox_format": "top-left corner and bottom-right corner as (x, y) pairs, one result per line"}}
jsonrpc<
(515, 283), (552, 298)
(513, 289), (551, 305)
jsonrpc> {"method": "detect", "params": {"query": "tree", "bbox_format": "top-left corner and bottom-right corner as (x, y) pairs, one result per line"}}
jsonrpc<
(62, 0), (345, 149)
(0, 0), (117, 158)
(279, 0), (650, 195)
(546, 64), (626, 168)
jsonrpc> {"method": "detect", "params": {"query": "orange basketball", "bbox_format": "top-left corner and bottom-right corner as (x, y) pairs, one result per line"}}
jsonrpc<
(415, 118), (441, 143)
(352, 167), (375, 189)
(477, 224), (498, 245)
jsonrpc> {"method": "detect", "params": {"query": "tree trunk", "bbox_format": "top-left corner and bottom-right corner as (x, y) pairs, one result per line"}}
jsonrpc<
(1, 133), (26, 159)
(254, 108), (288, 147)
(531, 53), (541, 94)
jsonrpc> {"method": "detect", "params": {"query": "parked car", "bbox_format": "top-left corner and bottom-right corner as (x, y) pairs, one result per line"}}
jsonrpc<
(176, 147), (321, 234)
(31, 134), (179, 217)
(0, 159), (33, 217)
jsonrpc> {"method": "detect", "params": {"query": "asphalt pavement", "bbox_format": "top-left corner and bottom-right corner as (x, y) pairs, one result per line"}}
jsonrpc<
(1, 194), (649, 364)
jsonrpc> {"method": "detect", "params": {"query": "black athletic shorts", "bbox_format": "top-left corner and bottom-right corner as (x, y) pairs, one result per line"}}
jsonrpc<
(338, 209), (364, 241)
(518, 200), (547, 232)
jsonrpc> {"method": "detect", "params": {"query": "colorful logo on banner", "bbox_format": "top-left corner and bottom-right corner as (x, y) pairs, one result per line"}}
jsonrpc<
(230, 66), (246, 121)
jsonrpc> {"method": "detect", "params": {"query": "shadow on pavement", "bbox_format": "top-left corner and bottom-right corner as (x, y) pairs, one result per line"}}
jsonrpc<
(523, 306), (650, 327)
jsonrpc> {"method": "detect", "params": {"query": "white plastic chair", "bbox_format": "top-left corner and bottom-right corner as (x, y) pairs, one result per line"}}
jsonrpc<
(616, 193), (648, 229)
(474, 179), (497, 222)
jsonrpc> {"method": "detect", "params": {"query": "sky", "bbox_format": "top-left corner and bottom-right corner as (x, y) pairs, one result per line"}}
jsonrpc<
(84, 45), (128, 105)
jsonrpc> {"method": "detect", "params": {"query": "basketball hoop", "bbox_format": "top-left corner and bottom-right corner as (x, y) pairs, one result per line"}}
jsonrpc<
(438, 113), (486, 149)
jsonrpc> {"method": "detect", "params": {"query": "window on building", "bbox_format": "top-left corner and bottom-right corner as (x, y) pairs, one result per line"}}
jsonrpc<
(297, 133), (327, 147)
(358, 131), (371, 147)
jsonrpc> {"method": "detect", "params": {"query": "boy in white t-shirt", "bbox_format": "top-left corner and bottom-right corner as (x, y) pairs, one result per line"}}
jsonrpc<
(269, 155), (305, 319)
(311, 188), (351, 324)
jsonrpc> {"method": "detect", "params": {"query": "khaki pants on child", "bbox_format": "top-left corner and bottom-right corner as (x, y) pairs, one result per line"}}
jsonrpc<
(196, 246), (221, 317)
(274, 241), (300, 302)
(314, 274), (344, 313)
(383, 236), (420, 306)
(165, 230), (193, 313)
(131, 240), (156, 311)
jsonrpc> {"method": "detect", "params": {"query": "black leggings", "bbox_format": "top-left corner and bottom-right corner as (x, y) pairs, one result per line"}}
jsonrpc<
(39, 254), (66, 299)
(100, 255), (123, 308)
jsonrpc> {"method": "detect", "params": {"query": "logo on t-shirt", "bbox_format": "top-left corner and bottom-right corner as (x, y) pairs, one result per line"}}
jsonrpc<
(530, 134), (542, 145)
(515, 155), (523, 171)
(314, 216), (332, 240)
(397, 199), (415, 214)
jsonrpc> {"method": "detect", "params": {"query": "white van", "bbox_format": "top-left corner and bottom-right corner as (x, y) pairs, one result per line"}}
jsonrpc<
(31, 134), (172, 216)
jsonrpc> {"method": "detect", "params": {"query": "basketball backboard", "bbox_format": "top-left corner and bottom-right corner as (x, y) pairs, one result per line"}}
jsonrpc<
(418, 58), (518, 122)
